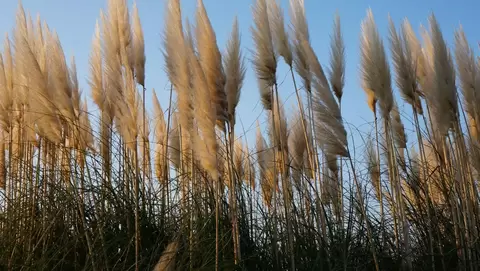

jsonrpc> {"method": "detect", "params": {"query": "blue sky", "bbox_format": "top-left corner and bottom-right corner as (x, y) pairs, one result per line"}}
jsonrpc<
(0, 0), (479, 154)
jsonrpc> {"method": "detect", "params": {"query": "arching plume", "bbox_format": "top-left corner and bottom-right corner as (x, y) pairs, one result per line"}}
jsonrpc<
(14, 3), (62, 143)
(366, 136), (381, 199)
(329, 14), (345, 101)
(360, 9), (393, 117)
(389, 17), (418, 110)
(454, 26), (480, 139)
(163, 0), (193, 148)
(428, 14), (458, 135)
(267, 0), (292, 66)
(187, 39), (219, 181)
(153, 90), (167, 182)
(89, 21), (106, 113)
(224, 17), (246, 127)
(303, 41), (348, 157)
(196, 0), (227, 129)
(132, 1), (146, 87)
(251, 0), (277, 110)
(290, 0), (311, 92)
(288, 110), (307, 185)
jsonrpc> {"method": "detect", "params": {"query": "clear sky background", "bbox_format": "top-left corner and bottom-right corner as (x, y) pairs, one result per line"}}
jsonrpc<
(0, 0), (479, 156)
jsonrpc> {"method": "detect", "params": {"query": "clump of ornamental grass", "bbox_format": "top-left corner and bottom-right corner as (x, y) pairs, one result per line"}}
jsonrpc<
(0, 1), (478, 271)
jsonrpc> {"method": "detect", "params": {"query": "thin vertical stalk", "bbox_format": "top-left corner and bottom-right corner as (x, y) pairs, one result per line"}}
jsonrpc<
(444, 134), (468, 269)
(289, 68), (316, 197)
(373, 110), (386, 246)
(338, 101), (344, 226)
(273, 83), (295, 270)
(226, 123), (241, 265)
(134, 134), (140, 271)
(215, 166), (221, 271)
(142, 86), (147, 217)
(270, 86), (279, 269)
(452, 120), (475, 269)
(163, 85), (174, 225)
(383, 117), (400, 250)
(458, 102), (480, 260)
(421, 102), (442, 270)
(346, 149), (379, 271)
(306, 90), (325, 243)
(189, 149), (194, 271)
